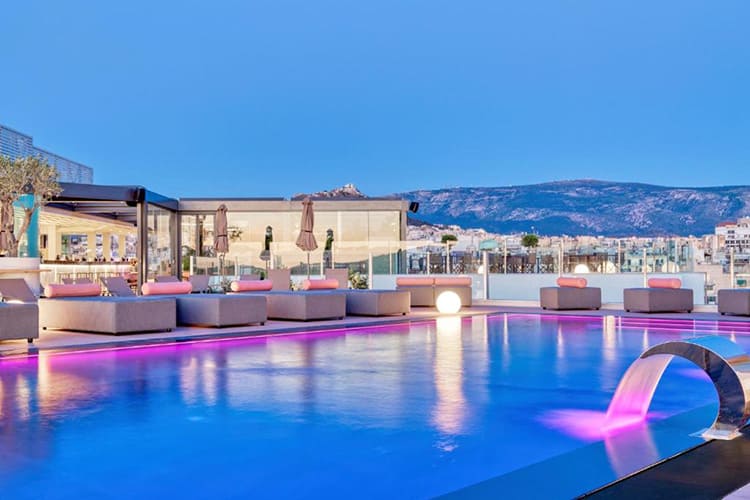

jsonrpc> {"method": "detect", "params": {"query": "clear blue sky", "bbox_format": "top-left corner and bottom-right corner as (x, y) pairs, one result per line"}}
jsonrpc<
(3, 1), (748, 197)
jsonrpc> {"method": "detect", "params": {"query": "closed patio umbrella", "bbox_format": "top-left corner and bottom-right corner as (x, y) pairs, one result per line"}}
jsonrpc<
(214, 204), (229, 281)
(0, 202), (15, 255)
(295, 197), (318, 278)
(260, 225), (273, 274)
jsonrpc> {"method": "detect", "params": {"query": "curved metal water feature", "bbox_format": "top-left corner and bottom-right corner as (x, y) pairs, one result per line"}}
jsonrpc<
(605, 336), (750, 439)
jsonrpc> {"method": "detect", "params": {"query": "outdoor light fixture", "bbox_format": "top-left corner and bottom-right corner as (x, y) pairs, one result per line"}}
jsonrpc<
(436, 291), (461, 314)
(573, 264), (590, 274)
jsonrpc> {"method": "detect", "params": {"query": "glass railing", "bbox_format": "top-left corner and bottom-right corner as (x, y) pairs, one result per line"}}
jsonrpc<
(179, 239), (748, 305)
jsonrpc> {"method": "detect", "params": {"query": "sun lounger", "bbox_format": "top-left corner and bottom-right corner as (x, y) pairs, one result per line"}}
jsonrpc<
(101, 276), (138, 297)
(264, 291), (346, 321)
(0, 278), (39, 303)
(0, 279), (39, 343)
(344, 289), (410, 316)
(623, 278), (693, 313)
(540, 277), (601, 310)
(396, 276), (473, 307)
(40, 296), (177, 334)
(141, 280), (267, 327)
(0, 302), (38, 343)
(718, 289), (750, 316)
(26, 278), (177, 335)
(170, 293), (267, 327)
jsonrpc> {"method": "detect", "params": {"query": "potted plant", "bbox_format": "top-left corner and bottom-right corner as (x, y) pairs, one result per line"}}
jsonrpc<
(0, 155), (61, 291)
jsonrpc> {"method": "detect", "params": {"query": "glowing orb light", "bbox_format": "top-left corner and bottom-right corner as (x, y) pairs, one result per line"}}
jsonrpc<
(573, 264), (590, 274)
(436, 291), (462, 314)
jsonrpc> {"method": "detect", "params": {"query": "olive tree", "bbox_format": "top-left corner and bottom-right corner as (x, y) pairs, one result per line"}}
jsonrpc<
(0, 155), (62, 257)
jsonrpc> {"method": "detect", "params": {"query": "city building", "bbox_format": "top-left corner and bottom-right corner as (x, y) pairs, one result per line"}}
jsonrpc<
(0, 123), (94, 183)
(715, 217), (750, 254)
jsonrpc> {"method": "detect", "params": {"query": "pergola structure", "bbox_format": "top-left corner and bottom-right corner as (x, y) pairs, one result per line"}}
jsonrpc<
(46, 183), (179, 288)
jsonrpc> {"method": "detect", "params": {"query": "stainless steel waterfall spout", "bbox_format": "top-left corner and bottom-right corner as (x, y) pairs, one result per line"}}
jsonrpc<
(643, 336), (750, 439)
(606, 335), (750, 440)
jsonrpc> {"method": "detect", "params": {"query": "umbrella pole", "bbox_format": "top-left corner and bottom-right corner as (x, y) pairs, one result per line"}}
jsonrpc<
(307, 252), (311, 279)
(219, 254), (224, 288)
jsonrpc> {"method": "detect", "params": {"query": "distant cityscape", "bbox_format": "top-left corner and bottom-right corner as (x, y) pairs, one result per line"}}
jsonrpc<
(407, 216), (750, 300)
(3, 120), (750, 299)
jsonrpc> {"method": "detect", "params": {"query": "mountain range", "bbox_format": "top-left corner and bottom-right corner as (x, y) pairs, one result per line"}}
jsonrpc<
(302, 180), (750, 237)
(395, 180), (750, 237)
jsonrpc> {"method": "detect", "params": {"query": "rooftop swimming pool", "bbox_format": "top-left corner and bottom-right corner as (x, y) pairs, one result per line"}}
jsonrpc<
(1, 314), (746, 498)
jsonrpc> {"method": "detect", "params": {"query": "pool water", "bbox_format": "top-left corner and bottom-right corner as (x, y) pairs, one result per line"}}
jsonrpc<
(0, 314), (744, 498)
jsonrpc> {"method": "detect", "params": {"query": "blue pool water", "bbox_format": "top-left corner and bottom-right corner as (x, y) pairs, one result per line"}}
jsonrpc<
(0, 314), (745, 498)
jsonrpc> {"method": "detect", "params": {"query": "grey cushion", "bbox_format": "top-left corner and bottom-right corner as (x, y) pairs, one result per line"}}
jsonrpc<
(0, 303), (39, 341)
(101, 276), (136, 297)
(540, 287), (601, 310)
(623, 288), (693, 313)
(173, 294), (266, 327)
(264, 291), (346, 321)
(718, 289), (750, 316)
(344, 290), (410, 316)
(39, 296), (176, 334)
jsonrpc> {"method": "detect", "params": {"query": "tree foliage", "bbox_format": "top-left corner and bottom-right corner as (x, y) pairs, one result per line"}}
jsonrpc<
(441, 234), (458, 245)
(521, 233), (539, 248)
(0, 155), (62, 257)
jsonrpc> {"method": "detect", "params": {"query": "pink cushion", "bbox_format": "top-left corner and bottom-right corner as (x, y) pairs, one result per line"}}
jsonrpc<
(300, 279), (340, 291)
(648, 278), (682, 289)
(396, 277), (435, 287)
(434, 277), (472, 287)
(556, 277), (588, 288)
(141, 281), (193, 296)
(230, 280), (273, 292)
(45, 283), (102, 298)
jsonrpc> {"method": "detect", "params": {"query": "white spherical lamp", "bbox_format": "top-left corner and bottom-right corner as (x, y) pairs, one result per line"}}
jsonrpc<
(574, 264), (590, 274)
(436, 291), (462, 314)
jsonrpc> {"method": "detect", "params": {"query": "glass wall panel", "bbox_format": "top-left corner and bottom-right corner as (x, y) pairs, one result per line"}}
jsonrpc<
(179, 208), (404, 278)
(147, 204), (174, 280)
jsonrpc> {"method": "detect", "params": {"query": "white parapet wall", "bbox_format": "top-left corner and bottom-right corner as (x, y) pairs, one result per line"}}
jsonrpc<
(373, 273), (708, 305)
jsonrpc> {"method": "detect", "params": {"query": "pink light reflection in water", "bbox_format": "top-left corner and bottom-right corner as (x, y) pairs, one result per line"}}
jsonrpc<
(539, 408), (666, 442)
(0, 320), (430, 365)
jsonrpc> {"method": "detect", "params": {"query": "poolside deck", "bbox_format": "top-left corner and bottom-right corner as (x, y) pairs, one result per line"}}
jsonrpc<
(1, 300), (747, 358)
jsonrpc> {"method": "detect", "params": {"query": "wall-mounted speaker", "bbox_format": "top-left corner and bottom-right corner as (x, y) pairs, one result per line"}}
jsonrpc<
(408, 201), (420, 213)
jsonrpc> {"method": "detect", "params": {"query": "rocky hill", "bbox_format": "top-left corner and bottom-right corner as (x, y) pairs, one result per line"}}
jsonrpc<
(396, 180), (750, 236)
(293, 183), (367, 200)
